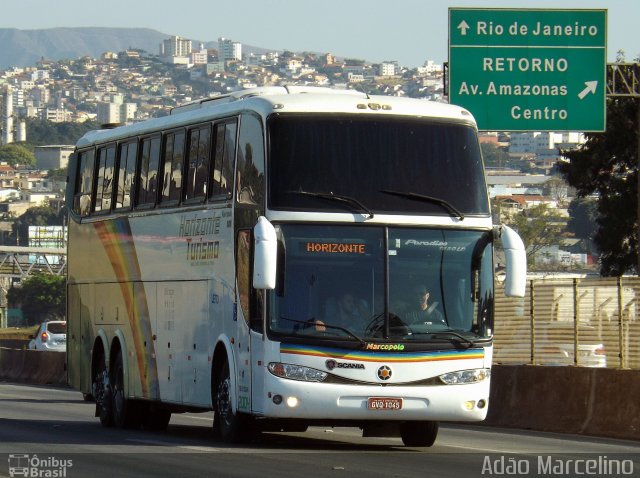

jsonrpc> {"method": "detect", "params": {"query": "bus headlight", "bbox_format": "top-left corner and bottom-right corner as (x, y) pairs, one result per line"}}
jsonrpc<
(439, 368), (491, 385)
(268, 363), (328, 382)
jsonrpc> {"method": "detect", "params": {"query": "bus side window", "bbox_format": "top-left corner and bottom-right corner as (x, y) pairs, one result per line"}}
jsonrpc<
(236, 229), (263, 332)
(115, 140), (137, 210)
(137, 135), (161, 208)
(94, 144), (115, 213)
(236, 114), (264, 205)
(185, 125), (210, 202)
(74, 149), (95, 217)
(210, 120), (237, 200)
(160, 130), (184, 205)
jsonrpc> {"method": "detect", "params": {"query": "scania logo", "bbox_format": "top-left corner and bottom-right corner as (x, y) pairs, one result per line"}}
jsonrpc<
(325, 359), (365, 371)
(377, 365), (392, 380)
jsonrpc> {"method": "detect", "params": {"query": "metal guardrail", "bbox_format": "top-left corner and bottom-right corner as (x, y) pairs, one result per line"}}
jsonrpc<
(494, 277), (640, 369)
(0, 246), (66, 279)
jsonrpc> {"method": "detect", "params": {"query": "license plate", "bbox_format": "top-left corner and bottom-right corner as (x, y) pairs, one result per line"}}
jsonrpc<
(367, 397), (403, 410)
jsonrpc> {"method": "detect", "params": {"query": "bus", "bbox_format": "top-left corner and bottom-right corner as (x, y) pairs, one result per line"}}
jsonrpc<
(66, 86), (526, 447)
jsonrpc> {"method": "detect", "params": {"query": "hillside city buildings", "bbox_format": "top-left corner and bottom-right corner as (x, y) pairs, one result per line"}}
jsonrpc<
(0, 34), (592, 270)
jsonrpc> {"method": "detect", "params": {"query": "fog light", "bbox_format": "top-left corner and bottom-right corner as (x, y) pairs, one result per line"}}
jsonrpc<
(286, 396), (299, 408)
(477, 399), (487, 409)
(273, 394), (283, 405)
(464, 400), (476, 410)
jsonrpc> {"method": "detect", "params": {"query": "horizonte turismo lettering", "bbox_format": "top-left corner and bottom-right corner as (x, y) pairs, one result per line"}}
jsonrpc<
(179, 216), (220, 237)
(186, 237), (219, 261)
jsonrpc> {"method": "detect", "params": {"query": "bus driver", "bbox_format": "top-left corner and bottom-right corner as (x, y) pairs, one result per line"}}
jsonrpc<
(406, 286), (446, 326)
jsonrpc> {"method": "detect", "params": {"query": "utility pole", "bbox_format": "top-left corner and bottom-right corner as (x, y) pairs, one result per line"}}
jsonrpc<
(605, 63), (640, 272)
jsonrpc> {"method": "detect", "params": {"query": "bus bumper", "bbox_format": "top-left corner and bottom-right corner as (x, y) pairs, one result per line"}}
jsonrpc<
(259, 374), (490, 421)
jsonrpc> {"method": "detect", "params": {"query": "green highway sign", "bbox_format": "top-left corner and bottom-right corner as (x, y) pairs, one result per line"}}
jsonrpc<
(448, 9), (607, 131)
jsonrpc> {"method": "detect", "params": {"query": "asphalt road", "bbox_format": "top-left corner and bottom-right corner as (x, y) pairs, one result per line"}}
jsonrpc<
(1, 382), (639, 478)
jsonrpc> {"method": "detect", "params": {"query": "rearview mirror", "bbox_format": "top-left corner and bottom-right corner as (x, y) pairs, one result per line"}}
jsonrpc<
(253, 216), (277, 289)
(495, 224), (527, 297)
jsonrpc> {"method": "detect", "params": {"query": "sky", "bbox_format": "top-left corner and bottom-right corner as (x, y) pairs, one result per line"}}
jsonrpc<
(7, 0), (640, 67)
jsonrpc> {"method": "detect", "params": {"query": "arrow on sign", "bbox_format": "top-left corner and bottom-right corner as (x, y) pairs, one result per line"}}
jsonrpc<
(578, 81), (598, 100)
(457, 20), (470, 35)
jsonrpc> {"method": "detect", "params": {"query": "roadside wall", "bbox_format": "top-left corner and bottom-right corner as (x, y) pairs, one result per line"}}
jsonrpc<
(486, 365), (640, 441)
(0, 347), (66, 385)
(0, 349), (638, 441)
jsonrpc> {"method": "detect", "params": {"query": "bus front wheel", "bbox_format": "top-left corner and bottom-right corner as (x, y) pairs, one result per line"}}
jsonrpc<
(400, 421), (438, 447)
(213, 359), (251, 442)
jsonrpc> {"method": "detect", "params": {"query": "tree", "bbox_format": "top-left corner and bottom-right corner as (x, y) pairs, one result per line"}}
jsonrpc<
(481, 142), (511, 169)
(558, 97), (639, 276)
(0, 144), (36, 167)
(6, 273), (66, 325)
(25, 118), (100, 146)
(46, 167), (68, 182)
(508, 203), (565, 269)
(566, 197), (598, 242)
(543, 176), (570, 207)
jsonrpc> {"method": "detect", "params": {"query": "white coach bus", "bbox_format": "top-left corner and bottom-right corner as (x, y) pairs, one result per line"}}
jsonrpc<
(66, 86), (526, 447)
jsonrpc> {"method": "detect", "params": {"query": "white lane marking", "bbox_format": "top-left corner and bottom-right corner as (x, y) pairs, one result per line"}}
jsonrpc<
(180, 415), (214, 422)
(126, 438), (219, 452)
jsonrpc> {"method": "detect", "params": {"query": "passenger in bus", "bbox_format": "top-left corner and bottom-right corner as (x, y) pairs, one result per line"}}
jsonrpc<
(323, 293), (368, 329)
(405, 286), (446, 326)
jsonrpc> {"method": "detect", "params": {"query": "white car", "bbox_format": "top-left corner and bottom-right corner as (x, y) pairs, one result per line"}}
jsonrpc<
(28, 321), (67, 352)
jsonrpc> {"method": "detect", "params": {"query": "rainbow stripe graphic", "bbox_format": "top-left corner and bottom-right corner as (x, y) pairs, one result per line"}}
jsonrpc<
(280, 343), (485, 363)
(95, 219), (159, 399)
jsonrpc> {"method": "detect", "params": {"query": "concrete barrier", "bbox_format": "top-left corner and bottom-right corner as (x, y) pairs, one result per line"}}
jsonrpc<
(0, 347), (66, 385)
(486, 365), (640, 441)
(0, 348), (638, 441)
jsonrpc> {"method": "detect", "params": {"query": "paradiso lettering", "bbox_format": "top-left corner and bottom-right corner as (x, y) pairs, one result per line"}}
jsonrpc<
(306, 242), (366, 254)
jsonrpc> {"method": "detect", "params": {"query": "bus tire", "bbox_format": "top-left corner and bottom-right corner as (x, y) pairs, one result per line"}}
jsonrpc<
(111, 350), (140, 429)
(400, 421), (438, 447)
(213, 359), (251, 442)
(93, 354), (113, 427)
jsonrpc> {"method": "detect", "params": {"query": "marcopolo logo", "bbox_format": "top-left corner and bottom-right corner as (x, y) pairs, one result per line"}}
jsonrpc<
(325, 359), (365, 371)
(365, 343), (405, 351)
(8, 454), (73, 478)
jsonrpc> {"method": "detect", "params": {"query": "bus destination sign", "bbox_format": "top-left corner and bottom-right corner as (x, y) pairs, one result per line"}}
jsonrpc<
(448, 8), (606, 132)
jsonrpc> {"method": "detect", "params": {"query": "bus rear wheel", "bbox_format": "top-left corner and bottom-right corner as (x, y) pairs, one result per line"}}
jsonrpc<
(92, 355), (113, 427)
(111, 350), (141, 429)
(400, 421), (438, 447)
(213, 359), (251, 442)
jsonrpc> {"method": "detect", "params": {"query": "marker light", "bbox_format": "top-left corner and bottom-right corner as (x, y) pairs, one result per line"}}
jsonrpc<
(286, 396), (299, 408)
(439, 368), (491, 385)
(268, 363), (327, 382)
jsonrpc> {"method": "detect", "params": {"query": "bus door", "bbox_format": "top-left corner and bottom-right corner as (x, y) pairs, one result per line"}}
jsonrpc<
(236, 230), (254, 414)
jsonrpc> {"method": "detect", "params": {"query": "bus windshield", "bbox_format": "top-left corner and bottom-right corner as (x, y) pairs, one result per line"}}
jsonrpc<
(268, 224), (495, 345)
(268, 115), (489, 216)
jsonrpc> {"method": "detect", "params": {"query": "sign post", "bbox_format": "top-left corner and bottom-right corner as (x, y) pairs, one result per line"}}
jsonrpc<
(448, 9), (607, 131)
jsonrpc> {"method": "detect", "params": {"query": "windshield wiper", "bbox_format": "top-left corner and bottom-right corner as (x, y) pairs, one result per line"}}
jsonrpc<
(287, 190), (374, 219)
(278, 316), (366, 345)
(379, 189), (464, 220)
(409, 330), (475, 348)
